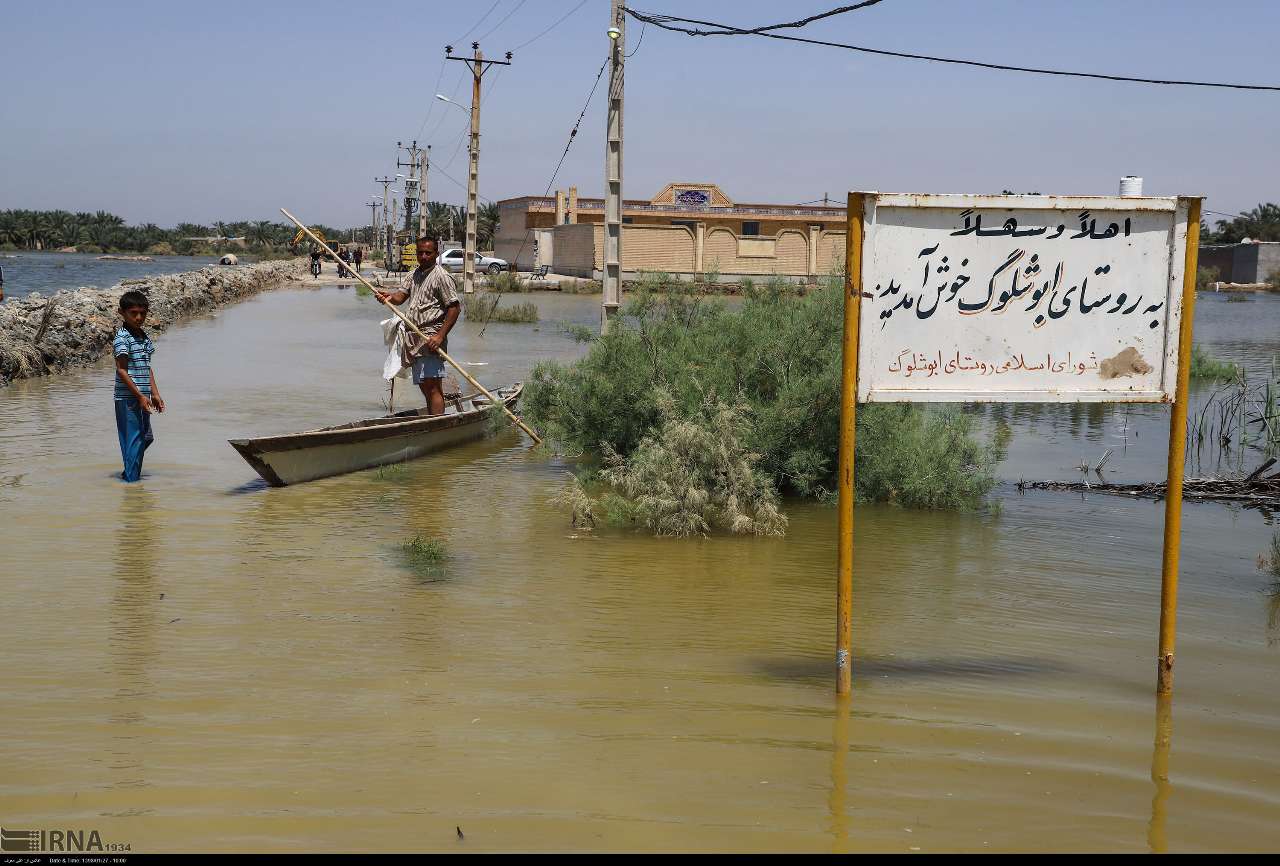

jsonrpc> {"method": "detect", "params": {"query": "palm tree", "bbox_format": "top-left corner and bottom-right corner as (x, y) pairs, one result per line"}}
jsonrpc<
(250, 220), (275, 247)
(21, 210), (51, 249)
(93, 210), (125, 229)
(477, 202), (499, 249)
(0, 211), (19, 246)
(49, 212), (83, 248)
(84, 221), (117, 250)
(424, 201), (454, 239)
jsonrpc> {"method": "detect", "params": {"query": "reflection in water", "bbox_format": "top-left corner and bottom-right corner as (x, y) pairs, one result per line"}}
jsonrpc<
(827, 695), (852, 853)
(1148, 696), (1174, 855)
(108, 485), (159, 793)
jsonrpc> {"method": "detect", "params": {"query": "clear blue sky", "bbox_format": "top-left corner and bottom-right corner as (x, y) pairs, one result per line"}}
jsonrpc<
(2, 0), (1277, 228)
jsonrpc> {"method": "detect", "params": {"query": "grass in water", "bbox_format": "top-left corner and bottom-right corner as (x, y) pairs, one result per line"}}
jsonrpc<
(355, 282), (372, 297)
(1189, 343), (1240, 381)
(462, 293), (538, 323)
(373, 462), (409, 482)
(402, 534), (449, 575)
(485, 271), (527, 293)
(560, 278), (602, 295)
(1261, 532), (1280, 583)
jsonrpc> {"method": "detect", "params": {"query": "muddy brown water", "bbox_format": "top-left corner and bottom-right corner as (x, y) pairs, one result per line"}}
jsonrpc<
(1, 285), (1278, 852)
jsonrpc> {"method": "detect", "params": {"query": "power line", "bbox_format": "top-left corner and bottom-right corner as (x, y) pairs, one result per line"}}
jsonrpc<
(511, 0), (589, 51)
(477, 0), (529, 43)
(627, 7), (1280, 91)
(479, 51), (611, 335)
(416, 2), (506, 140)
(624, 21), (645, 58)
(455, 0), (503, 42)
(640, 1), (887, 37)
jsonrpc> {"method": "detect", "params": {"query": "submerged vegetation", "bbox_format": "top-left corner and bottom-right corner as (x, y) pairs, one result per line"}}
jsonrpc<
(401, 534), (449, 575)
(1190, 344), (1241, 382)
(1260, 532), (1280, 583)
(526, 275), (1002, 536)
(462, 293), (538, 323)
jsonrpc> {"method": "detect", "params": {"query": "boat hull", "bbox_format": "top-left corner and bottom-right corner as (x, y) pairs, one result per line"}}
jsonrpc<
(229, 385), (521, 486)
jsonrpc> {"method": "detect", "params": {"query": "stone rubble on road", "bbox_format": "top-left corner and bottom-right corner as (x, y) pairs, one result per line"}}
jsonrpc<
(0, 259), (308, 386)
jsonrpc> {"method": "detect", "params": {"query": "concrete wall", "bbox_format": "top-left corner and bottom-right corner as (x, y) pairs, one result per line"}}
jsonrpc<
(550, 223), (596, 277)
(1198, 242), (1280, 283)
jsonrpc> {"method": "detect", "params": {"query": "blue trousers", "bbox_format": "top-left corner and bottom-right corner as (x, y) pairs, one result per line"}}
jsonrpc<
(114, 398), (154, 482)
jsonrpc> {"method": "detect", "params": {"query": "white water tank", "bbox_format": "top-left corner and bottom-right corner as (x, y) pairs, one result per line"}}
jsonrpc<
(219, 253), (239, 266)
(1118, 176), (1144, 197)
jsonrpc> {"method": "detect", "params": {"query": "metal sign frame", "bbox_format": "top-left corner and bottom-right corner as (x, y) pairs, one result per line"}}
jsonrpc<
(835, 191), (1203, 698)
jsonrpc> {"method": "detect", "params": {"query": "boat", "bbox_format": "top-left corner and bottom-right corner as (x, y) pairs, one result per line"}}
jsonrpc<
(229, 383), (522, 486)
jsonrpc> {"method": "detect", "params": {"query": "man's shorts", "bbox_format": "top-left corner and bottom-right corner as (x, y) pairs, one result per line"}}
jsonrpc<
(411, 353), (447, 384)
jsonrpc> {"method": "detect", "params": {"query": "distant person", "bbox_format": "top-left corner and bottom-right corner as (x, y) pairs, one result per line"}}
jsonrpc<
(338, 248), (350, 279)
(113, 290), (165, 482)
(354, 246), (363, 273)
(374, 236), (459, 415)
(310, 248), (323, 278)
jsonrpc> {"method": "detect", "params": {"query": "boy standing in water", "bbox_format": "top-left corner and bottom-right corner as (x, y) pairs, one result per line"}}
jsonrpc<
(113, 290), (165, 482)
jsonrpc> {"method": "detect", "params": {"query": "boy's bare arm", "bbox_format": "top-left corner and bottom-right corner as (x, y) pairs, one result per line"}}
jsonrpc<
(149, 367), (165, 412)
(115, 354), (153, 412)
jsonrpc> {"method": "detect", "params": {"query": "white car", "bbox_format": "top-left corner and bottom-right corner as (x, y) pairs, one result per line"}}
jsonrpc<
(439, 248), (508, 274)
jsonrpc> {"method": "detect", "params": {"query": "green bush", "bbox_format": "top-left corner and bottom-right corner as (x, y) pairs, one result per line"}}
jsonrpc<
(1196, 266), (1220, 291)
(145, 242), (175, 256)
(1267, 269), (1280, 291)
(526, 275), (1001, 527)
(486, 271), (527, 293)
(462, 293), (538, 323)
(1189, 343), (1240, 381)
(561, 278), (602, 295)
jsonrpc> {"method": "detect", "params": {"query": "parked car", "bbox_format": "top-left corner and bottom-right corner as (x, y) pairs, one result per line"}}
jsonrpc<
(439, 247), (508, 274)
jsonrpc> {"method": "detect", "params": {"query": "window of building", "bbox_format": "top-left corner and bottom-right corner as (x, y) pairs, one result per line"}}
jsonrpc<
(742, 221), (760, 236)
(622, 217), (633, 224)
(670, 219), (695, 229)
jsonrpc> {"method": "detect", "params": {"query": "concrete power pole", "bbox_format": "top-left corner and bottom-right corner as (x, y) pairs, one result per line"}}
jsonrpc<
(398, 140), (424, 237)
(602, 1), (625, 332)
(447, 42), (511, 294)
(367, 200), (379, 250)
(419, 146), (431, 239)
(375, 176), (395, 260)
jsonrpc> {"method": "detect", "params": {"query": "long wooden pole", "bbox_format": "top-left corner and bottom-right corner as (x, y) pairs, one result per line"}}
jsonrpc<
(1156, 196), (1200, 694)
(836, 192), (866, 696)
(280, 208), (543, 445)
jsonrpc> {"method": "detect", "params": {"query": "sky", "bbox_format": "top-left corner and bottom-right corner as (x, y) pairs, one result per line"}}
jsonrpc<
(2, 0), (1278, 228)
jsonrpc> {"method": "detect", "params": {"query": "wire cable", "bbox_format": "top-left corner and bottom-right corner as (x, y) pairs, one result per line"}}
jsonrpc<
(627, 7), (1280, 91)
(640, 1), (887, 37)
(511, 0), (589, 51)
(478, 51), (611, 336)
(477, 0), (528, 43)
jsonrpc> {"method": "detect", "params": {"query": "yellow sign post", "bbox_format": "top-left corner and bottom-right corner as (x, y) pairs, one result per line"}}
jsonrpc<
(836, 192), (1201, 697)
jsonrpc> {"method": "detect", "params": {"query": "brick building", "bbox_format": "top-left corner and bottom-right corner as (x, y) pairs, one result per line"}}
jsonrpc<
(495, 182), (848, 281)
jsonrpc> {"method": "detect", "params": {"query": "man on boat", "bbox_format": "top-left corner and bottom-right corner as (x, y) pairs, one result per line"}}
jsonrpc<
(374, 236), (460, 415)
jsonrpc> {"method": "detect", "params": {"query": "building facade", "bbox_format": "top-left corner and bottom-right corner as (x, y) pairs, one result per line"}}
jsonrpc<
(1198, 241), (1280, 285)
(495, 182), (848, 280)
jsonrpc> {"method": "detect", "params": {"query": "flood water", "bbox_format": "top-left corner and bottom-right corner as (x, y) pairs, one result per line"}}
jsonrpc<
(1, 285), (1278, 852)
(0, 252), (225, 300)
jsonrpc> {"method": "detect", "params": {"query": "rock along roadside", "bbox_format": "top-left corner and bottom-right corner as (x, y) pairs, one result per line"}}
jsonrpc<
(0, 259), (308, 387)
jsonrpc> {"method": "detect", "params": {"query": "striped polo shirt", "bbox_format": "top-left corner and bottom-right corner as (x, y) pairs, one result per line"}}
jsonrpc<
(112, 325), (155, 399)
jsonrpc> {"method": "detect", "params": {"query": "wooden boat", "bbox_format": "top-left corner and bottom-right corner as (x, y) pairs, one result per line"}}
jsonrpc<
(229, 383), (522, 486)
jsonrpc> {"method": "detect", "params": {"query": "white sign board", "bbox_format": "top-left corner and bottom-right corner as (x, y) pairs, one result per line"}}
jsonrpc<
(855, 193), (1191, 403)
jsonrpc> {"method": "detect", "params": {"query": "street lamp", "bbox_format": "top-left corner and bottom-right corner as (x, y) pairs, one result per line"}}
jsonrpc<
(607, 26), (621, 40)
(435, 93), (467, 113)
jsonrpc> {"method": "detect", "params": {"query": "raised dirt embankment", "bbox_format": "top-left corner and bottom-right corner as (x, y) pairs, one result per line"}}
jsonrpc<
(0, 259), (307, 386)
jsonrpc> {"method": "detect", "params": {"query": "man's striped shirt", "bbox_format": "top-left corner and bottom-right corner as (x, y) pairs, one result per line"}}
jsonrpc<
(113, 326), (154, 399)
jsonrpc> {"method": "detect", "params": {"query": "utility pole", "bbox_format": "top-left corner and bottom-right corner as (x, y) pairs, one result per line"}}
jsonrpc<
(602, 2), (625, 332)
(447, 42), (511, 294)
(367, 200), (379, 249)
(418, 145), (431, 238)
(375, 176), (394, 261)
(398, 140), (424, 237)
